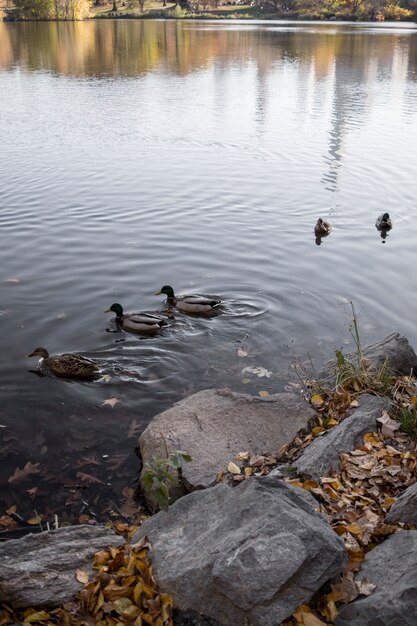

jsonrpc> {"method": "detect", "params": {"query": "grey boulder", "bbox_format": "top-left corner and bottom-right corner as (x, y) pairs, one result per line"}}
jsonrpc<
(139, 388), (315, 506)
(385, 481), (417, 524)
(134, 475), (347, 626)
(294, 394), (390, 481)
(320, 333), (417, 387)
(335, 530), (417, 626)
(0, 525), (124, 609)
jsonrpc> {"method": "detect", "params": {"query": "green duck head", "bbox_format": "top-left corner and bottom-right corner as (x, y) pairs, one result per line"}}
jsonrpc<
(105, 303), (124, 317)
(382, 213), (390, 221)
(155, 285), (175, 298)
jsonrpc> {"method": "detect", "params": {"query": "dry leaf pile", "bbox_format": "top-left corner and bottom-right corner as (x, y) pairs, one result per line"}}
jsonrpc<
(278, 382), (417, 625)
(0, 538), (173, 626)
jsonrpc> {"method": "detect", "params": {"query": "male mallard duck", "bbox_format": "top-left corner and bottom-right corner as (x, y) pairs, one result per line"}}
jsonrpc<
(105, 303), (167, 333)
(314, 218), (332, 236)
(155, 285), (221, 315)
(375, 212), (392, 230)
(28, 347), (100, 379)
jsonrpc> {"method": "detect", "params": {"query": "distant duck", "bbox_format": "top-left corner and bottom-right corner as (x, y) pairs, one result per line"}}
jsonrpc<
(375, 213), (392, 230)
(105, 303), (167, 333)
(155, 285), (221, 315)
(314, 218), (332, 236)
(28, 347), (100, 379)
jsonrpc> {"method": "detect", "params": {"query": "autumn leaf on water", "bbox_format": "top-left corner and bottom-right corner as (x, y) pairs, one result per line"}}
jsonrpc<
(101, 397), (120, 408)
(236, 346), (249, 358)
(242, 366), (273, 379)
(258, 390), (270, 397)
(8, 461), (40, 483)
(127, 418), (140, 439)
(75, 455), (101, 467)
(76, 472), (104, 485)
(27, 514), (43, 525)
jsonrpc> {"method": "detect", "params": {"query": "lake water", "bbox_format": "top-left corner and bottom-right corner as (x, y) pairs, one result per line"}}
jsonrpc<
(1, 19), (417, 527)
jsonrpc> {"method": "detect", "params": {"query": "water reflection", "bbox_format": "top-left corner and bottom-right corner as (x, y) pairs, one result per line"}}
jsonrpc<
(1, 20), (417, 80)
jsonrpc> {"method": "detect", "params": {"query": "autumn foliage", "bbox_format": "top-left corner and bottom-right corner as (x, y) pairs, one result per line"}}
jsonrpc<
(0, 538), (174, 626)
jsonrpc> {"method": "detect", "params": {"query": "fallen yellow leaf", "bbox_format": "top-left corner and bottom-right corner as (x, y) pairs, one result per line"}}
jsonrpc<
(311, 394), (325, 409)
(227, 462), (241, 475)
(75, 568), (89, 584)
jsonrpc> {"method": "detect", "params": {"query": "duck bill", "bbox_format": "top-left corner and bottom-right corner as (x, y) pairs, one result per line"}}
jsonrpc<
(27, 351), (36, 357)
(154, 290), (163, 296)
(104, 307), (112, 312)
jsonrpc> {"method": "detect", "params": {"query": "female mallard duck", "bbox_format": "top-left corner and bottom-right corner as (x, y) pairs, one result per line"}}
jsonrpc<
(105, 303), (167, 333)
(376, 212), (392, 230)
(155, 285), (221, 315)
(314, 218), (332, 236)
(28, 347), (100, 379)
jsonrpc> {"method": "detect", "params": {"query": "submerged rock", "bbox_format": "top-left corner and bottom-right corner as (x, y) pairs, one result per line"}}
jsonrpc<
(139, 388), (315, 507)
(294, 394), (390, 481)
(335, 530), (417, 626)
(0, 526), (123, 609)
(134, 476), (347, 626)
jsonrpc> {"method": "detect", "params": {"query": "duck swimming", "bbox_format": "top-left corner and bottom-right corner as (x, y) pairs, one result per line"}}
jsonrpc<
(375, 213), (392, 230)
(155, 285), (221, 315)
(314, 218), (332, 236)
(28, 347), (100, 379)
(105, 303), (167, 333)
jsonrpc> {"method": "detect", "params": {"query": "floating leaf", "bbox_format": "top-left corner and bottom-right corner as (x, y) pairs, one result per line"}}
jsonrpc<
(128, 419), (141, 439)
(101, 397), (120, 408)
(236, 346), (248, 358)
(8, 461), (40, 483)
(242, 366), (273, 378)
(76, 472), (104, 484)
(76, 569), (89, 584)
(258, 390), (270, 397)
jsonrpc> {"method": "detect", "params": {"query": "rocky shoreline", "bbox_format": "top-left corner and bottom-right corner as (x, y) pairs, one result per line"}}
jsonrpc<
(1, 332), (417, 625)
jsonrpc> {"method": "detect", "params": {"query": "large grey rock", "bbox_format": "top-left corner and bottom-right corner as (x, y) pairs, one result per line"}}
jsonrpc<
(320, 333), (417, 388)
(0, 525), (124, 609)
(134, 476), (347, 626)
(139, 388), (315, 505)
(294, 394), (391, 481)
(385, 481), (417, 525)
(335, 530), (417, 626)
